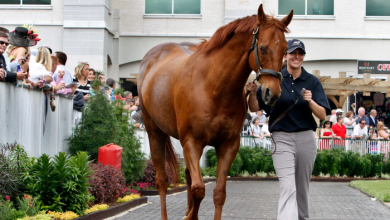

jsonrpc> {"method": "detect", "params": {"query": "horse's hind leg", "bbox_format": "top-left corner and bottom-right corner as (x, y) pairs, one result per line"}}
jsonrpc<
(143, 116), (170, 220)
(181, 139), (205, 220)
(185, 167), (194, 217)
(213, 136), (240, 220)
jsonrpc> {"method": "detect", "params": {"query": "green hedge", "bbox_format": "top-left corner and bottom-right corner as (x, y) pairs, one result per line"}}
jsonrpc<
(204, 147), (390, 178)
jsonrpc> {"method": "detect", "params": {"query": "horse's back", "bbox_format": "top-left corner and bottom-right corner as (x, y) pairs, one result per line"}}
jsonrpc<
(138, 42), (198, 138)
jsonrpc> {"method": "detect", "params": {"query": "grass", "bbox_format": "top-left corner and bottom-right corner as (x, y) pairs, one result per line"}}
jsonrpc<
(350, 180), (390, 202)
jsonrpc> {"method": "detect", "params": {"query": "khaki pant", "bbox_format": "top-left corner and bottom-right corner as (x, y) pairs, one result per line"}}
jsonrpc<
(272, 130), (317, 220)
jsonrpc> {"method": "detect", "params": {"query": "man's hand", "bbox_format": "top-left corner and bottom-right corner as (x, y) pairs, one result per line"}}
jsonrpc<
(0, 69), (6, 79)
(54, 83), (65, 92)
(246, 81), (258, 94)
(16, 71), (28, 80)
(302, 88), (313, 103)
(59, 70), (65, 78)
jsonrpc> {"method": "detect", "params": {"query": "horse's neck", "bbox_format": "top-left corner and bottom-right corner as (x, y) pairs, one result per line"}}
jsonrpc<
(204, 32), (252, 100)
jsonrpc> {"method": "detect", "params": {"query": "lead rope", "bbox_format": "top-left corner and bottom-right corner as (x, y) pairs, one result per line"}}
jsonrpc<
(244, 87), (306, 156)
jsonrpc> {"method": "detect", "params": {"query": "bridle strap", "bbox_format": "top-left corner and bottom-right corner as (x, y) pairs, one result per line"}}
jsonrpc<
(247, 26), (283, 83)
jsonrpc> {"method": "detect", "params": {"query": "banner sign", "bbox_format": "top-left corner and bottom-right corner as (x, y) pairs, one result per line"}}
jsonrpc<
(358, 61), (390, 74)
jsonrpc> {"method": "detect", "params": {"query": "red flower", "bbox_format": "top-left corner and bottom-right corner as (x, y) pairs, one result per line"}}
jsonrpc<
(115, 194), (120, 197)
(30, 201), (33, 204)
(5, 196), (10, 201)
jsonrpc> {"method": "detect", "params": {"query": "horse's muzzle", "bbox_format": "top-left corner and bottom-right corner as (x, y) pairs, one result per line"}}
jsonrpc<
(262, 87), (279, 106)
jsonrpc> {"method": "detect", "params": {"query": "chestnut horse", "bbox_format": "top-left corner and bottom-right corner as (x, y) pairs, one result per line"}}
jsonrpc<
(138, 4), (293, 220)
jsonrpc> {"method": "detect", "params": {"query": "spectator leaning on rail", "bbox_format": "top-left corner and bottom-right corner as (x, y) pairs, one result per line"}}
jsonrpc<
(50, 55), (77, 95)
(27, 47), (53, 87)
(377, 122), (389, 140)
(0, 27), (29, 73)
(0, 32), (27, 82)
(332, 116), (349, 149)
(73, 62), (91, 101)
(247, 39), (330, 220)
(353, 119), (368, 140)
(53, 51), (73, 86)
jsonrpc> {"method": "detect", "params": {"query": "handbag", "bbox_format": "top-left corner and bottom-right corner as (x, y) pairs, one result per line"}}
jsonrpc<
(50, 86), (56, 112)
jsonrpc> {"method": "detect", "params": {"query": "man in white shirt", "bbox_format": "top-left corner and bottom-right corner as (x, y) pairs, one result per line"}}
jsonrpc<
(353, 119), (368, 139)
(53, 51), (72, 85)
(330, 109), (343, 125)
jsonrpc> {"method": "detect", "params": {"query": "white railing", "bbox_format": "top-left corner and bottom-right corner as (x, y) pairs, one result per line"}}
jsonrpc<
(0, 82), (73, 157)
(240, 135), (389, 159)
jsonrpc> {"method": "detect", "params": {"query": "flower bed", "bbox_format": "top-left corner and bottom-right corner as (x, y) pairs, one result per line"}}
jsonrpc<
(76, 197), (147, 220)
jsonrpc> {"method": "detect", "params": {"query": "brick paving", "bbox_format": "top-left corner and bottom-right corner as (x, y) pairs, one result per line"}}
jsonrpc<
(112, 181), (390, 220)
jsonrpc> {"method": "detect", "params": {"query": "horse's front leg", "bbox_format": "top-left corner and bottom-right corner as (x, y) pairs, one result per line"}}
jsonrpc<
(181, 139), (205, 220)
(213, 136), (241, 220)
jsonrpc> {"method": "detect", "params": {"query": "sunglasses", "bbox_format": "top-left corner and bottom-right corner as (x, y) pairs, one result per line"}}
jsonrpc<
(0, 41), (9, 46)
(361, 123), (366, 125)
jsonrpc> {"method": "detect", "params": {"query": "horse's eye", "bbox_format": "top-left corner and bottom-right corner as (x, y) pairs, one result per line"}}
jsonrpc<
(260, 46), (267, 54)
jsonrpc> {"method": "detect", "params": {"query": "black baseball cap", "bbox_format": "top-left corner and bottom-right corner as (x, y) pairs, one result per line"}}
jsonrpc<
(287, 39), (306, 54)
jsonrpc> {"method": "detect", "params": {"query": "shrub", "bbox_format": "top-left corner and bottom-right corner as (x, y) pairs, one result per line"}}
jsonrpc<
(88, 163), (126, 204)
(140, 159), (174, 185)
(112, 90), (146, 183)
(0, 197), (18, 220)
(205, 149), (217, 167)
(180, 166), (186, 183)
(228, 153), (243, 177)
(68, 89), (120, 161)
(24, 152), (93, 215)
(0, 143), (34, 199)
(16, 195), (40, 217)
(201, 166), (217, 177)
(68, 85), (146, 184)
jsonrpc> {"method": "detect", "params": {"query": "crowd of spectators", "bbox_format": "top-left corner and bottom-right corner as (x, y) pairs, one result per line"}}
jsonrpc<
(316, 107), (390, 156)
(244, 105), (390, 156)
(0, 25), (142, 128)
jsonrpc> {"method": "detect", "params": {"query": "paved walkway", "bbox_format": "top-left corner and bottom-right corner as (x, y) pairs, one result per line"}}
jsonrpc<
(112, 181), (390, 220)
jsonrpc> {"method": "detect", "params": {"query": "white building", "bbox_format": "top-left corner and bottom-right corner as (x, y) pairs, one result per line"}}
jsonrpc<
(1, 0), (390, 95)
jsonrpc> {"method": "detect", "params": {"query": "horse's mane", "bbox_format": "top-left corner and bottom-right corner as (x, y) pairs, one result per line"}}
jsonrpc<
(198, 15), (290, 54)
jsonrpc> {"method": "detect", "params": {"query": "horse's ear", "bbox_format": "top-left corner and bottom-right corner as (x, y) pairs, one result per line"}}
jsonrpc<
(281, 9), (294, 27)
(257, 4), (267, 25)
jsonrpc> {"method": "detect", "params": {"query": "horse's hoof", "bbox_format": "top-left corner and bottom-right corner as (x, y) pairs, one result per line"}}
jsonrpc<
(182, 217), (189, 220)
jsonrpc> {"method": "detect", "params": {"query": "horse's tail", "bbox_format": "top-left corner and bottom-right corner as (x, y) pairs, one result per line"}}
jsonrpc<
(165, 138), (180, 185)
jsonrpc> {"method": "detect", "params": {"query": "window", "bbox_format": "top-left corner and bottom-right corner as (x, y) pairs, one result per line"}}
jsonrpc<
(0, 0), (51, 4)
(279, 0), (334, 16)
(366, 0), (390, 16)
(145, 0), (201, 15)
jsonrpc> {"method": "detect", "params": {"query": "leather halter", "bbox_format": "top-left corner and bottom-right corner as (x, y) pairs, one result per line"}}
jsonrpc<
(247, 26), (283, 83)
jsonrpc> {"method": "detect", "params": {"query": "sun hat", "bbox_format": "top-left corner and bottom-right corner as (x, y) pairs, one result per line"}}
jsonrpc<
(8, 25), (40, 47)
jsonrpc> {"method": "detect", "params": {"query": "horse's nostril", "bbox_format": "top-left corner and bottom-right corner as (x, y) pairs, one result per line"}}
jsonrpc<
(265, 88), (272, 100)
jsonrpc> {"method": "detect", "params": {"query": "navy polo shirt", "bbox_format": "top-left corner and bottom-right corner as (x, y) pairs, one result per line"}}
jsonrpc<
(257, 67), (331, 132)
